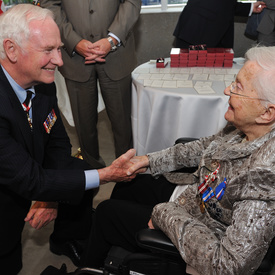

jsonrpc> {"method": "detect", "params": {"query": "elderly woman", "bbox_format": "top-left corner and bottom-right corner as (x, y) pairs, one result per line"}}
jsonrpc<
(80, 46), (275, 275)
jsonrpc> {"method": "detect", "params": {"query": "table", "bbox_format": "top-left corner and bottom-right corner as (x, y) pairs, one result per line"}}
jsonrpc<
(131, 58), (244, 155)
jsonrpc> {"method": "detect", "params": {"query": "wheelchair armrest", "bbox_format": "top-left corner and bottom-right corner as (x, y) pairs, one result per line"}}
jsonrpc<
(175, 137), (198, 145)
(73, 267), (104, 275)
(136, 228), (180, 257)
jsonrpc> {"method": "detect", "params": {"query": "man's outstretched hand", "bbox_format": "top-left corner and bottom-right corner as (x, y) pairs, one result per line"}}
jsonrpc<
(98, 149), (137, 184)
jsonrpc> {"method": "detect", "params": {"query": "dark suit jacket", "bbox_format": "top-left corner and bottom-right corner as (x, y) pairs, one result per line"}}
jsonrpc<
(0, 67), (88, 254)
(173, 0), (251, 48)
(40, 0), (141, 82)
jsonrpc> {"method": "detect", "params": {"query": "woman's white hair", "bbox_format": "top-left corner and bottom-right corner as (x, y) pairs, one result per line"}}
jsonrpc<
(0, 4), (54, 59)
(245, 46), (275, 107)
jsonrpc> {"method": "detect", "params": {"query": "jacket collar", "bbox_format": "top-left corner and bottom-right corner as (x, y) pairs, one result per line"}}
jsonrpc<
(210, 128), (275, 161)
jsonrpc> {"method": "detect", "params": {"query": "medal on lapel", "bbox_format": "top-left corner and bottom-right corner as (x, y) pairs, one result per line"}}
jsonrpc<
(198, 163), (228, 213)
(32, 0), (40, 6)
(215, 178), (227, 200)
(43, 109), (57, 134)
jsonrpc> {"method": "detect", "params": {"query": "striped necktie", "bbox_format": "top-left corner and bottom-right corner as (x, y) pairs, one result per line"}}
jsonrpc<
(22, 90), (33, 129)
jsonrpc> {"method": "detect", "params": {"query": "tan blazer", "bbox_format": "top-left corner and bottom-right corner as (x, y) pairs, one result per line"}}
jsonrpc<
(40, 0), (141, 82)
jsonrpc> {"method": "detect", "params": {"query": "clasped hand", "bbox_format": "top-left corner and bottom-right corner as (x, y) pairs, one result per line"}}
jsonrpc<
(98, 149), (150, 184)
(75, 38), (115, 64)
(253, 1), (266, 13)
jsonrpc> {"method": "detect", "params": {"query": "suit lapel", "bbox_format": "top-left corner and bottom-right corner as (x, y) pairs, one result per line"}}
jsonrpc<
(32, 83), (57, 164)
(32, 85), (49, 164)
(0, 67), (34, 155)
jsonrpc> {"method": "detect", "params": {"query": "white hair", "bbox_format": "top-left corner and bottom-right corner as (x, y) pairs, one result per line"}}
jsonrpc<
(0, 4), (54, 59)
(245, 46), (275, 107)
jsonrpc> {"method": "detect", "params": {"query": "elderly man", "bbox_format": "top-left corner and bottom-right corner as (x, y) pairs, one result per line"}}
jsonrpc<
(81, 46), (275, 275)
(0, 4), (136, 275)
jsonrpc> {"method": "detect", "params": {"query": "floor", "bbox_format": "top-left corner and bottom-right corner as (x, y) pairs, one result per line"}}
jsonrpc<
(19, 110), (275, 275)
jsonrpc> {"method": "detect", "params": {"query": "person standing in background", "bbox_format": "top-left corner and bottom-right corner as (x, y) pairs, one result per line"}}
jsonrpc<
(40, 0), (141, 169)
(174, 0), (265, 49)
(257, 0), (275, 46)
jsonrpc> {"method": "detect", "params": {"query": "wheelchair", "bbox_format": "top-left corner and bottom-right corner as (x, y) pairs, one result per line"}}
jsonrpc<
(73, 227), (275, 275)
(73, 138), (275, 275)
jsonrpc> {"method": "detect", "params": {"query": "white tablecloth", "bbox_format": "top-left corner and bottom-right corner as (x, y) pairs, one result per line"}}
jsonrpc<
(131, 59), (243, 155)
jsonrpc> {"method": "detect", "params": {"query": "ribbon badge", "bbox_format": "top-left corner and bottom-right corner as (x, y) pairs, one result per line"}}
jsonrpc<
(198, 163), (227, 203)
(43, 109), (57, 134)
(215, 178), (227, 201)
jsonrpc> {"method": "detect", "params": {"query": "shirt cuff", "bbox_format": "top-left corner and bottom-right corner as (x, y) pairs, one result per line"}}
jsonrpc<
(108, 32), (121, 46)
(249, 3), (253, 16)
(84, 170), (100, 190)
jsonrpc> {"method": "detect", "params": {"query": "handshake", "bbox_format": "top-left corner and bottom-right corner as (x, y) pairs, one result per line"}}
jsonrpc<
(97, 149), (149, 185)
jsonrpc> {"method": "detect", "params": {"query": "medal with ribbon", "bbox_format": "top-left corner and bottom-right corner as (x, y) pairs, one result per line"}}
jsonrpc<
(43, 109), (57, 134)
(215, 178), (227, 200)
(198, 163), (227, 213)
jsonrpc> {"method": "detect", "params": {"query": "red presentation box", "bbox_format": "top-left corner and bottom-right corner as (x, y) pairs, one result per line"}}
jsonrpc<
(170, 48), (180, 58)
(189, 45), (199, 54)
(198, 56), (206, 61)
(206, 62), (214, 67)
(156, 58), (168, 68)
(197, 44), (207, 59)
(189, 54), (197, 60)
(180, 48), (189, 58)
(170, 46), (234, 68)
(214, 62), (224, 67)
(215, 48), (225, 57)
(170, 63), (180, 67)
(197, 62), (206, 67)
(170, 59), (179, 64)
(207, 48), (216, 57)
(188, 61), (197, 67)
(180, 60), (188, 65)
(224, 60), (233, 67)
(224, 48), (234, 59)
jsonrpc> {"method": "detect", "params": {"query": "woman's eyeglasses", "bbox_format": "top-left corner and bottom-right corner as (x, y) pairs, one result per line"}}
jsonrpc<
(230, 81), (271, 103)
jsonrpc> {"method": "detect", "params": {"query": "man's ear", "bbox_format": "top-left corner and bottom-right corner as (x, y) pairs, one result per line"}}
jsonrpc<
(3, 39), (18, 63)
(256, 104), (275, 124)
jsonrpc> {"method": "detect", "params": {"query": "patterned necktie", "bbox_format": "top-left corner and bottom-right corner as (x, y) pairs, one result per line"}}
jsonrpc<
(22, 90), (33, 129)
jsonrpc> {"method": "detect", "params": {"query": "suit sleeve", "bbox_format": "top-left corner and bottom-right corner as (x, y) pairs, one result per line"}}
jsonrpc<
(147, 124), (236, 176)
(263, 0), (275, 10)
(108, 0), (141, 45)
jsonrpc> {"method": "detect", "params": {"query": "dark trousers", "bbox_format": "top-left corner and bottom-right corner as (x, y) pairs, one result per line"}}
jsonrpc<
(81, 174), (176, 268)
(0, 188), (94, 275)
(0, 189), (29, 275)
(51, 189), (94, 243)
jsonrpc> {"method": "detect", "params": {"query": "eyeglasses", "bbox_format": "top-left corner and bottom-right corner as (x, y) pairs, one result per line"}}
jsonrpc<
(230, 81), (271, 103)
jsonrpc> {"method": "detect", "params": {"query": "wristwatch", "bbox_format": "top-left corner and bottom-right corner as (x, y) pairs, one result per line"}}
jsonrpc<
(107, 36), (117, 52)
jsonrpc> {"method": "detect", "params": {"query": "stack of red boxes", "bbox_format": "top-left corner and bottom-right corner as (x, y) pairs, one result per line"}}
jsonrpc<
(224, 48), (234, 67)
(170, 48), (181, 67)
(169, 45), (234, 68)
